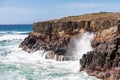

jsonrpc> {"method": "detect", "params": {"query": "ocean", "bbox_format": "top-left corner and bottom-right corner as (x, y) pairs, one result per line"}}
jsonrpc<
(0, 25), (99, 80)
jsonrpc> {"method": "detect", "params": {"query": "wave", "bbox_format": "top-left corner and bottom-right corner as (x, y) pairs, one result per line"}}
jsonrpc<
(0, 46), (99, 80)
(0, 31), (29, 35)
(0, 34), (99, 80)
(0, 48), (45, 63)
(0, 34), (28, 41)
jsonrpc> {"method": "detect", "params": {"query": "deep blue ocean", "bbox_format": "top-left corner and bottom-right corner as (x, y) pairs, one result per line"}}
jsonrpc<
(0, 25), (32, 35)
(0, 25), (99, 80)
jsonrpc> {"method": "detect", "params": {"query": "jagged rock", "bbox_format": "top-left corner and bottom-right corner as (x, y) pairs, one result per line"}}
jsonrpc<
(80, 20), (120, 79)
(19, 12), (120, 79)
(19, 13), (120, 62)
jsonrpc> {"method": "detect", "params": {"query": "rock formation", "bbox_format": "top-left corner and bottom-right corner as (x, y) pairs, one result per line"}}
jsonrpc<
(80, 19), (120, 80)
(19, 12), (120, 79)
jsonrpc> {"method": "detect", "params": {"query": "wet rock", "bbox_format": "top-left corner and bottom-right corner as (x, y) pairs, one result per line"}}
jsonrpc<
(80, 34), (120, 79)
(19, 13), (120, 65)
(19, 12), (120, 79)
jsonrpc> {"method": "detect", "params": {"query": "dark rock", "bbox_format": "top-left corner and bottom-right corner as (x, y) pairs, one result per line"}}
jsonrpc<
(19, 12), (120, 79)
(20, 13), (120, 62)
(80, 35), (120, 79)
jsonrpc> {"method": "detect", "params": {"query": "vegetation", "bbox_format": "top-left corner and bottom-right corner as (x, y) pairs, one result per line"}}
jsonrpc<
(51, 12), (120, 21)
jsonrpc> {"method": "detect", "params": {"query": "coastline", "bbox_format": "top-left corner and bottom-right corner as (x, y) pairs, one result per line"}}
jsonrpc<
(19, 12), (120, 80)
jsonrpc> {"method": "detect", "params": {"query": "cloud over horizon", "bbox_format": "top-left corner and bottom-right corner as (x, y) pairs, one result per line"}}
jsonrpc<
(0, 0), (120, 24)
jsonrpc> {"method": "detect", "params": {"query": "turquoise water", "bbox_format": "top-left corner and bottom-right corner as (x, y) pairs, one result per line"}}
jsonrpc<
(0, 25), (99, 80)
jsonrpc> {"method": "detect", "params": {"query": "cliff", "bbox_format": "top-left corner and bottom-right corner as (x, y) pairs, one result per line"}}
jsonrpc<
(80, 20), (120, 79)
(19, 12), (120, 79)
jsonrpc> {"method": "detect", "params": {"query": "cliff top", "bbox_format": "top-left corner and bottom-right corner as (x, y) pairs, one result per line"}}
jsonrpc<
(33, 12), (120, 34)
(50, 12), (120, 22)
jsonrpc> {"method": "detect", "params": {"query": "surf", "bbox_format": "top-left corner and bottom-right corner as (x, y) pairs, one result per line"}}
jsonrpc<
(0, 25), (99, 80)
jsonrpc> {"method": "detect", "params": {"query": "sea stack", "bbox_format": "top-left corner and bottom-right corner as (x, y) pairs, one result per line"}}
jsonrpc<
(19, 12), (120, 79)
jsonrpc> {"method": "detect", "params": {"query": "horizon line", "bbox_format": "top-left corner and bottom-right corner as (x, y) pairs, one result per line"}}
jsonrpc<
(0, 24), (33, 25)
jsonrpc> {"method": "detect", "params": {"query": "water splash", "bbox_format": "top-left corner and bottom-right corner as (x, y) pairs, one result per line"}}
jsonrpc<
(67, 32), (94, 59)
(0, 32), (99, 80)
(67, 32), (94, 72)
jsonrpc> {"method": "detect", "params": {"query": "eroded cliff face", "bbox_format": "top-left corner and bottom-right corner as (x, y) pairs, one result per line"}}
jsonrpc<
(19, 16), (119, 60)
(19, 12), (120, 79)
(80, 20), (120, 80)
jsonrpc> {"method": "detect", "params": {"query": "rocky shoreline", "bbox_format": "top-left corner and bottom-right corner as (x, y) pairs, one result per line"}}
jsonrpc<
(19, 12), (120, 79)
(80, 35), (120, 79)
(80, 17), (120, 80)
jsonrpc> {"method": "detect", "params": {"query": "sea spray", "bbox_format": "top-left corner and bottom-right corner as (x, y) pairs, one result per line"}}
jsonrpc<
(0, 29), (99, 79)
(67, 32), (94, 72)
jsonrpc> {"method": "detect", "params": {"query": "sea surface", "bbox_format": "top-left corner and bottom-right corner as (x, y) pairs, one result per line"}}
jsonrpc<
(0, 25), (99, 80)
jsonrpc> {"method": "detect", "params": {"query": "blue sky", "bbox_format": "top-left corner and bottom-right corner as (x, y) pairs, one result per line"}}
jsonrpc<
(0, 0), (120, 24)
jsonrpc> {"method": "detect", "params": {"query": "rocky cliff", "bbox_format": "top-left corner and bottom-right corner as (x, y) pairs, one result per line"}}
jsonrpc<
(19, 12), (120, 79)
(80, 19), (120, 80)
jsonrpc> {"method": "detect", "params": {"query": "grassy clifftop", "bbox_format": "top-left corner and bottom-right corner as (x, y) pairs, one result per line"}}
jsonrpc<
(33, 12), (120, 34)
(51, 12), (120, 22)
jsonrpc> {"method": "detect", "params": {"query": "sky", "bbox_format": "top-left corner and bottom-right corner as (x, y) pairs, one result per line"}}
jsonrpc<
(0, 0), (120, 24)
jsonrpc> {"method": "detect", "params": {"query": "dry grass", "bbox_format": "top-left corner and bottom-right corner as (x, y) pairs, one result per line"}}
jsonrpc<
(51, 12), (120, 22)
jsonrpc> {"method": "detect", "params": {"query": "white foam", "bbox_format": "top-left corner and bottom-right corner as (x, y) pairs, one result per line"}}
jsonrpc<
(0, 32), (100, 80)
(11, 31), (29, 34)
(0, 31), (29, 34)
(0, 46), (44, 63)
(0, 34), (28, 41)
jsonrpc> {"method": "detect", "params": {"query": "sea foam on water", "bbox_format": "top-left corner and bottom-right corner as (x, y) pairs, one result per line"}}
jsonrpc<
(0, 31), (99, 80)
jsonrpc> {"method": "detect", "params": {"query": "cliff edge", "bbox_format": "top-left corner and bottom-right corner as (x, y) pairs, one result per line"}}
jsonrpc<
(19, 12), (120, 79)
